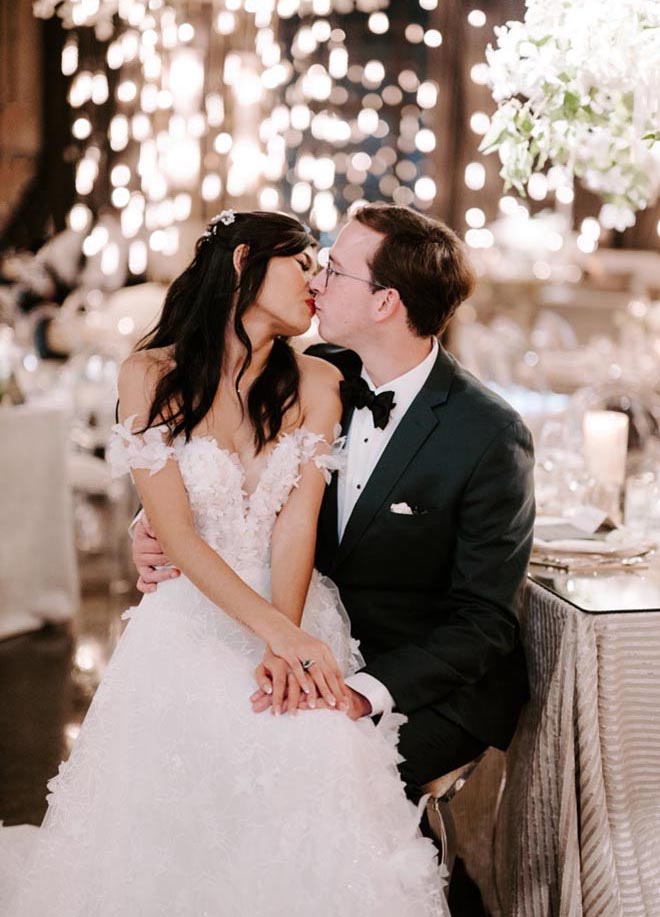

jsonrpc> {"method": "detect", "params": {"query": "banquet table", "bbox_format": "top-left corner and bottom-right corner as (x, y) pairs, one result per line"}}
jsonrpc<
(0, 402), (79, 640)
(495, 570), (660, 917)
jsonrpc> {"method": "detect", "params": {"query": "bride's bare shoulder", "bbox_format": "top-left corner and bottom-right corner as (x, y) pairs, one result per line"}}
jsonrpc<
(294, 352), (342, 427)
(117, 347), (174, 420)
(295, 351), (343, 394)
(120, 347), (174, 382)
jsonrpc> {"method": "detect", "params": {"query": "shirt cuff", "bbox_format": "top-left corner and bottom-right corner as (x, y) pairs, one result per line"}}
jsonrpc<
(128, 508), (143, 539)
(345, 672), (395, 717)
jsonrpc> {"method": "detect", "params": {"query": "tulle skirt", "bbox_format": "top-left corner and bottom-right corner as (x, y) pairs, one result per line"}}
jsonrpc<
(0, 573), (445, 916)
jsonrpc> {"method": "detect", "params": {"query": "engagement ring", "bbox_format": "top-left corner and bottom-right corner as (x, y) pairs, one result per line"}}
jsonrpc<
(301, 659), (315, 671)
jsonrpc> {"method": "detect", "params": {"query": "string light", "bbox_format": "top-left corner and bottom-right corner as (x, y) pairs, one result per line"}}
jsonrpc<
(465, 228), (494, 248)
(470, 112), (490, 135)
(423, 30), (442, 48)
(470, 63), (489, 86)
(405, 24), (424, 44)
(68, 203), (93, 232)
(467, 10), (487, 28)
(111, 186), (131, 207)
(581, 218), (601, 241)
(527, 173), (548, 201)
(39, 0), (517, 258)
(414, 177), (436, 202)
(72, 117), (92, 139)
(129, 240), (148, 274)
(368, 13), (389, 34)
(201, 174), (222, 201)
(465, 207), (486, 229)
(556, 186), (575, 205)
(464, 162), (486, 190)
(61, 40), (78, 76)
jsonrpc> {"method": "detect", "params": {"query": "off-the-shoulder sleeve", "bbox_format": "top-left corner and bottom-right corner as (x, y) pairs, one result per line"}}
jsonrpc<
(298, 424), (346, 484)
(107, 415), (176, 478)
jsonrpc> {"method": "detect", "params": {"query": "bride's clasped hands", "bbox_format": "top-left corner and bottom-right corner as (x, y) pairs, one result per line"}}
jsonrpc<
(131, 513), (353, 715)
(258, 613), (351, 715)
(252, 644), (373, 719)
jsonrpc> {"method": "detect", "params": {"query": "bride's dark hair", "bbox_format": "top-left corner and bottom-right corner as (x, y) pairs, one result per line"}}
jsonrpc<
(136, 210), (315, 452)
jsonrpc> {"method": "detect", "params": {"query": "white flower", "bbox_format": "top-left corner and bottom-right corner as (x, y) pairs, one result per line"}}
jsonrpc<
(481, 0), (660, 221)
(215, 209), (235, 226)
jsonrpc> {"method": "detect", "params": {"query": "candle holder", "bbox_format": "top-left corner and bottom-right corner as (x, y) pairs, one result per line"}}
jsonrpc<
(590, 481), (624, 525)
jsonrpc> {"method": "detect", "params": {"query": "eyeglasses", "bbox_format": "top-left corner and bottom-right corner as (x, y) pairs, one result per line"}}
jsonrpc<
(321, 263), (389, 292)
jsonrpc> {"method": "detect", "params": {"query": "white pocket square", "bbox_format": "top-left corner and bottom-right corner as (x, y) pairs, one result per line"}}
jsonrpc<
(390, 502), (414, 515)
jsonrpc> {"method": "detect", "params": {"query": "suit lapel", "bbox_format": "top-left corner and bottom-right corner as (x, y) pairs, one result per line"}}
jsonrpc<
(317, 347), (361, 556)
(334, 347), (455, 568)
(319, 466), (340, 554)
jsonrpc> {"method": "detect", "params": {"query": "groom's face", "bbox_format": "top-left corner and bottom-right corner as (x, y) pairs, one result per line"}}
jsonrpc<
(310, 220), (387, 349)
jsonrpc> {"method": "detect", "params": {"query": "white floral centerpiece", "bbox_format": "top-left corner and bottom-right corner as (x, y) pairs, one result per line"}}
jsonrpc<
(480, 0), (660, 230)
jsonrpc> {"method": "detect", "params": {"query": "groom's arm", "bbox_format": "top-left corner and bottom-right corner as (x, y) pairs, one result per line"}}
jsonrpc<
(344, 673), (393, 715)
(362, 418), (535, 714)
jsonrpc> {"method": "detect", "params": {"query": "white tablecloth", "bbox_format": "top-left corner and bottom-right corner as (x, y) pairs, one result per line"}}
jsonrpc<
(496, 579), (660, 916)
(0, 403), (79, 639)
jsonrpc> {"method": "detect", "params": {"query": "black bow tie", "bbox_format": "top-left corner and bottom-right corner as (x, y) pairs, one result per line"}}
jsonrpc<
(339, 377), (396, 430)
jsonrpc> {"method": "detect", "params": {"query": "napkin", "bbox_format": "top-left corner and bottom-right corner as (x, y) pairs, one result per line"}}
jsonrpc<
(533, 512), (655, 559)
(533, 537), (649, 557)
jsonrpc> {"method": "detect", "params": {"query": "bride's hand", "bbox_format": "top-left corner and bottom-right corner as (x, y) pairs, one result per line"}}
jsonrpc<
(266, 620), (348, 713)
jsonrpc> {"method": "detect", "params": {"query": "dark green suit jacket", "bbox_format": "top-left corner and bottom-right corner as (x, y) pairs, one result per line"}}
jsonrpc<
(309, 343), (535, 750)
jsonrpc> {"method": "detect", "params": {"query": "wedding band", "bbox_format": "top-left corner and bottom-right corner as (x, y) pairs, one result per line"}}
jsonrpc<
(301, 659), (315, 671)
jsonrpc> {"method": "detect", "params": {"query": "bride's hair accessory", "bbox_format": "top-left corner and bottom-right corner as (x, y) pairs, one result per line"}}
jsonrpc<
(202, 209), (237, 242)
(211, 209), (236, 227)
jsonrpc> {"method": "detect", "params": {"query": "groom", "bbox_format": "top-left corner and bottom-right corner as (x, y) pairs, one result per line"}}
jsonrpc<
(133, 204), (535, 798)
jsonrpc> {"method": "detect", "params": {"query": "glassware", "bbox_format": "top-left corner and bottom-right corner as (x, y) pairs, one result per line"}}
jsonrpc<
(625, 472), (660, 539)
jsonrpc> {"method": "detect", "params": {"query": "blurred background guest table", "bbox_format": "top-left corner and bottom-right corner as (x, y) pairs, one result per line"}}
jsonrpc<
(0, 402), (79, 640)
(495, 569), (660, 917)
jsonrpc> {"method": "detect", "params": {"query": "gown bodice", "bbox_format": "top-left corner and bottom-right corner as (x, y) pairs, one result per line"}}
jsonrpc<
(108, 417), (343, 576)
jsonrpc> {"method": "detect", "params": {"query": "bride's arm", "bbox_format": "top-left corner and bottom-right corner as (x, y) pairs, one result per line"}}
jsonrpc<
(270, 357), (343, 627)
(117, 353), (341, 699)
(265, 357), (345, 713)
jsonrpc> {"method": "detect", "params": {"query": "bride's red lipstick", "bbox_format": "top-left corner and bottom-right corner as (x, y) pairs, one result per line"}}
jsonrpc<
(306, 298), (316, 316)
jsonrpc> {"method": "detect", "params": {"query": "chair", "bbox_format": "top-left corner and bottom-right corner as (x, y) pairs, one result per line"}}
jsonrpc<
(0, 403), (79, 641)
(423, 752), (487, 879)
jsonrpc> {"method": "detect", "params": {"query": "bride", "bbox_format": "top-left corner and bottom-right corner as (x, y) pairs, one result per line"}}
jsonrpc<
(0, 210), (445, 916)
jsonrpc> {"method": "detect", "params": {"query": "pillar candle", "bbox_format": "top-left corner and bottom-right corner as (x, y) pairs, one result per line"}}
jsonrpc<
(582, 410), (629, 487)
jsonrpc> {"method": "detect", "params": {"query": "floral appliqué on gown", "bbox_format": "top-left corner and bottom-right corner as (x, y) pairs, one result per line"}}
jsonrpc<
(0, 420), (447, 917)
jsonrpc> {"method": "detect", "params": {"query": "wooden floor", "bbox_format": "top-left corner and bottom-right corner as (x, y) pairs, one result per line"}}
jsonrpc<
(0, 585), (132, 826)
(0, 623), (75, 826)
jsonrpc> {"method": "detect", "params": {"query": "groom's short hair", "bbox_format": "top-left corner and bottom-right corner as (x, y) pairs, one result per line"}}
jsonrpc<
(352, 204), (476, 337)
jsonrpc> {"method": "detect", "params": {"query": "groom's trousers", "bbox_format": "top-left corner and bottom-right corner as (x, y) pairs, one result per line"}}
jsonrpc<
(395, 708), (488, 805)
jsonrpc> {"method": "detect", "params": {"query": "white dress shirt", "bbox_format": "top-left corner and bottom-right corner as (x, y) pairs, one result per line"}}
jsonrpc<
(343, 338), (439, 715)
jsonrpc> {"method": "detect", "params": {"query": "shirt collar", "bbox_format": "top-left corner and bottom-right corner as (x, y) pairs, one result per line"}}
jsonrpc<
(362, 337), (438, 400)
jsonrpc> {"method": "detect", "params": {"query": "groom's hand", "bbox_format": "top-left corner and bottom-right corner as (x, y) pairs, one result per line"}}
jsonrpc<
(134, 517), (180, 593)
(335, 687), (371, 720)
(296, 687), (370, 720)
(251, 675), (370, 720)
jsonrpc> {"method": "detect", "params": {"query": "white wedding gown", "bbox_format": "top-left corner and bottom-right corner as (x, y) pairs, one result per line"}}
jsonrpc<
(0, 421), (446, 917)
